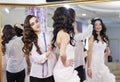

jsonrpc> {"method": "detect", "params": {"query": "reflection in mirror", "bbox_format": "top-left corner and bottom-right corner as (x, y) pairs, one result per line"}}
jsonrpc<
(1, 1), (120, 82)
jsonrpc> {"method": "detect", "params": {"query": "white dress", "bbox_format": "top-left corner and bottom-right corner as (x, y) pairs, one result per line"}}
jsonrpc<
(53, 44), (80, 82)
(87, 41), (115, 82)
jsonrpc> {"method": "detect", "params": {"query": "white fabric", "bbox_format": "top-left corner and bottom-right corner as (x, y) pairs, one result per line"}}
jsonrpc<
(53, 44), (80, 82)
(74, 24), (93, 41)
(5, 36), (27, 73)
(30, 32), (57, 78)
(74, 24), (93, 68)
(86, 41), (115, 82)
(74, 41), (86, 68)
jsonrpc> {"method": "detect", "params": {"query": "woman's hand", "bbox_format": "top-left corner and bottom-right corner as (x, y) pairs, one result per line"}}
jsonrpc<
(87, 68), (92, 78)
(46, 43), (53, 57)
(88, 19), (92, 24)
(48, 43), (53, 52)
(65, 59), (73, 67)
(15, 23), (24, 30)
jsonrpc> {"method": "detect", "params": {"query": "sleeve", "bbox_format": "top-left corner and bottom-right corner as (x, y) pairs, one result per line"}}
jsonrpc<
(31, 53), (47, 64)
(75, 24), (93, 41)
(30, 34), (50, 64)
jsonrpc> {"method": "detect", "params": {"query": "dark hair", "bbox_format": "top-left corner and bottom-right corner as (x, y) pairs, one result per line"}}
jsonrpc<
(1, 24), (16, 54)
(22, 15), (42, 55)
(52, 7), (75, 47)
(92, 18), (109, 44)
(68, 8), (76, 23)
(14, 24), (23, 37)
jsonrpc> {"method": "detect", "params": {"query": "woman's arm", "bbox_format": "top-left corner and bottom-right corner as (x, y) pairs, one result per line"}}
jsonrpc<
(31, 48), (53, 64)
(75, 24), (93, 41)
(87, 35), (93, 68)
(87, 35), (94, 78)
(31, 32), (53, 64)
(59, 31), (73, 67)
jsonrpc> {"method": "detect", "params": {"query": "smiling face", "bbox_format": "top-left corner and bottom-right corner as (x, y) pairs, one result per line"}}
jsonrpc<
(94, 20), (102, 33)
(29, 17), (41, 33)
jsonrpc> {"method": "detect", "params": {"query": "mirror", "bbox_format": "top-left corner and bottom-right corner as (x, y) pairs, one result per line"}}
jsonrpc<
(1, 1), (120, 62)
(1, 0), (120, 82)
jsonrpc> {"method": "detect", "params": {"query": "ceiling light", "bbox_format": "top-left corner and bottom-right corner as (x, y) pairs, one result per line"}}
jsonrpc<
(4, 8), (10, 13)
(82, 13), (86, 16)
(4, 7), (15, 14)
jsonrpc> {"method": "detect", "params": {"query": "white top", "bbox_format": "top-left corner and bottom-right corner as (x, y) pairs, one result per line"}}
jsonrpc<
(74, 24), (93, 41)
(53, 43), (80, 82)
(74, 24), (93, 68)
(5, 36), (27, 73)
(30, 32), (57, 78)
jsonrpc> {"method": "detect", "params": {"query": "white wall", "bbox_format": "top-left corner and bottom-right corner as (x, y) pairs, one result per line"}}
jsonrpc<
(107, 24), (120, 62)
(1, 8), (26, 28)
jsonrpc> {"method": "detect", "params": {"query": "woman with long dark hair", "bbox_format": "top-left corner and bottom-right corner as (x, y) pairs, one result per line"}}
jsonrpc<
(52, 7), (80, 82)
(2, 24), (26, 82)
(87, 18), (115, 82)
(68, 8), (93, 82)
(22, 15), (57, 82)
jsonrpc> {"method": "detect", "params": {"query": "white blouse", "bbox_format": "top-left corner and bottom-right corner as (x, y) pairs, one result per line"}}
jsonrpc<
(30, 32), (57, 78)
(74, 24), (93, 68)
(5, 36), (27, 73)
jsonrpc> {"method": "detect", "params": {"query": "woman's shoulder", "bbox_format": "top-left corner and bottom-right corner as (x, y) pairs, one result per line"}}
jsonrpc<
(89, 35), (94, 39)
(57, 30), (70, 44)
(58, 30), (69, 37)
(88, 35), (94, 43)
(13, 36), (22, 41)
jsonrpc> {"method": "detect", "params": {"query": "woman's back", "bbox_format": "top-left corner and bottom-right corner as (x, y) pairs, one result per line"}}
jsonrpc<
(6, 36), (26, 73)
(53, 30), (80, 82)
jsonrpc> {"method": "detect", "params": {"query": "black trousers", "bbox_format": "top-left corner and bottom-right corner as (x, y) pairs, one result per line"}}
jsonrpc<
(6, 69), (25, 82)
(75, 65), (86, 82)
(30, 75), (55, 82)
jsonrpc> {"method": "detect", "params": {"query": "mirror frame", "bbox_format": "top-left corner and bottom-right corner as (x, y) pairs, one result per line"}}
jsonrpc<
(0, 0), (111, 81)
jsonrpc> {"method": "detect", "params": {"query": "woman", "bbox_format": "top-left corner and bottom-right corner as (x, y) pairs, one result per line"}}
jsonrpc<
(22, 15), (57, 82)
(2, 24), (26, 82)
(52, 7), (80, 82)
(68, 8), (93, 82)
(87, 18), (115, 82)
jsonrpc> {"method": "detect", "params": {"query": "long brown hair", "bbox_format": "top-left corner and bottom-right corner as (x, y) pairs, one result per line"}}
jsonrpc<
(1, 24), (16, 54)
(22, 15), (42, 55)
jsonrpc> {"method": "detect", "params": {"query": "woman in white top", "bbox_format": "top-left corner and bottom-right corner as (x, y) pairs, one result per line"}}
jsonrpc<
(2, 24), (26, 82)
(22, 15), (57, 82)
